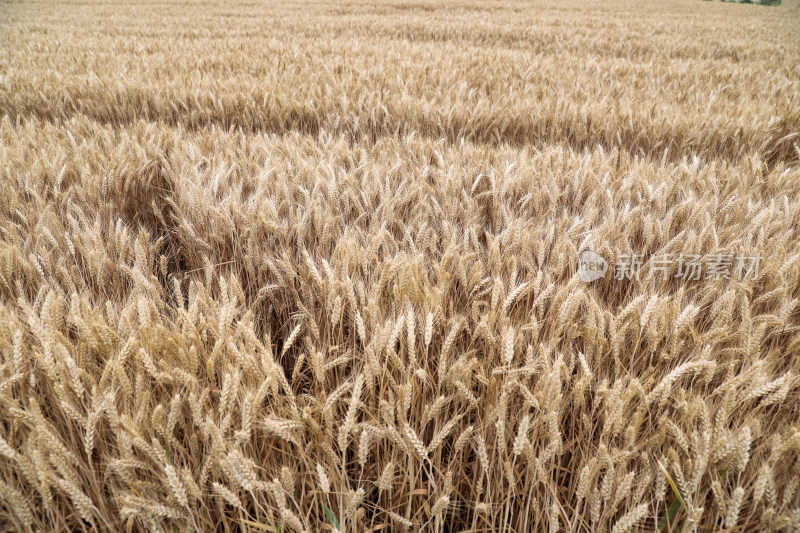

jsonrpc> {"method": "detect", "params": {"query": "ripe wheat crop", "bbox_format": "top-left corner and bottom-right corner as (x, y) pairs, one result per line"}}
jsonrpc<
(1, 0), (799, 531)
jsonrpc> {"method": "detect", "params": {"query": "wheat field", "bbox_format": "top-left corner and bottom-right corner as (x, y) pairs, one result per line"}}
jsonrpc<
(1, 0), (800, 531)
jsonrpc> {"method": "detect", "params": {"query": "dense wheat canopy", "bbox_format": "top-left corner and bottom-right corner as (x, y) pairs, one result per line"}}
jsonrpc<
(1, 0), (800, 531)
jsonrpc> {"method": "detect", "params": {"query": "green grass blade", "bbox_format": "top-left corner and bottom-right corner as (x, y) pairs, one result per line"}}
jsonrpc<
(658, 498), (684, 530)
(323, 504), (340, 531)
